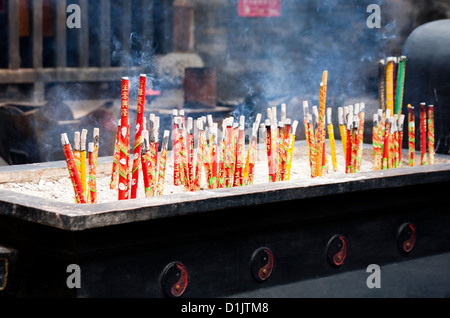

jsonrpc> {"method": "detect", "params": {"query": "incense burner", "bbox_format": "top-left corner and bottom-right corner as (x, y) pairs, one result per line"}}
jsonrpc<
(1, 146), (450, 297)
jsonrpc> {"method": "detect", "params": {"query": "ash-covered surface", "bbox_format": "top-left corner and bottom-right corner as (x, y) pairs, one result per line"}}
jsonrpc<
(1, 141), (447, 205)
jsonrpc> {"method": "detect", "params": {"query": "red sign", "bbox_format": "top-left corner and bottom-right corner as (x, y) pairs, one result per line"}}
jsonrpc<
(238, 0), (281, 17)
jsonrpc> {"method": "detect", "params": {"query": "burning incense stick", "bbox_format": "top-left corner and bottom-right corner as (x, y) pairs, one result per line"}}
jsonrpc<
(420, 102), (427, 165)
(280, 118), (291, 181)
(187, 117), (195, 191)
(118, 77), (130, 200)
(372, 114), (382, 170)
(265, 119), (275, 182)
(408, 105), (415, 166)
(245, 114), (262, 185)
(193, 119), (204, 191)
(428, 105), (435, 165)
(80, 129), (88, 199)
(345, 109), (353, 174)
(233, 116), (246, 187)
(315, 70), (328, 178)
(382, 112), (391, 170)
(327, 108), (338, 172)
(156, 130), (170, 196)
(286, 120), (298, 181)
(88, 142), (96, 204)
(90, 128), (99, 204)
(148, 114), (159, 195)
(378, 59), (386, 110)
(307, 114), (317, 177)
(110, 121), (121, 189)
(338, 107), (347, 158)
(172, 110), (180, 186)
(386, 57), (395, 115)
(73, 131), (81, 177)
(61, 133), (86, 204)
(398, 114), (405, 167)
(210, 123), (218, 189)
(351, 114), (359, 173)
(200, 121), (212, 190)
(395, 56), (407, 115)
(130, 74), (147, 199)
(356, 103), (365, 171)
(141, 129), (151, 196)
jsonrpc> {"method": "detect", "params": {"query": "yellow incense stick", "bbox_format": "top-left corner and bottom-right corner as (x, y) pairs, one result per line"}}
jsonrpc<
(386, 57), (395, 115)
(327, 108), (338, 172)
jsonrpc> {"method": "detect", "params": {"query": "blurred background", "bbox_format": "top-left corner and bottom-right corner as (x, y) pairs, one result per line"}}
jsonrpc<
(0, 0), (449, 165)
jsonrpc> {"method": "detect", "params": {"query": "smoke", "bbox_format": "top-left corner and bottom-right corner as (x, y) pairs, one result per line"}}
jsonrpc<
(219, 0), (408, 115)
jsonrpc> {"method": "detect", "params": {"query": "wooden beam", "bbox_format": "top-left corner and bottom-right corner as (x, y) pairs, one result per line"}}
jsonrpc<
(99, 0), (111, 67)
(79, 0), (89, 67)
(8, 0), (20, 69)
(0, 67), (151, 83)
(56, 0), (67, 67)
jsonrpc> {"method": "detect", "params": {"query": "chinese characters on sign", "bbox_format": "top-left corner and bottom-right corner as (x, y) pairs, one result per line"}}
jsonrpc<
(238, 0), (281, 18)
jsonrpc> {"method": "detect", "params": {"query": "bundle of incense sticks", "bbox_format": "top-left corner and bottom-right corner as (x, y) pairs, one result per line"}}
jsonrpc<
(61, 128), (100, 204)
(61, 133), (86, 204)
(416, 102), (435, 166)
(407, 104), (415, 166)
(378, 56), (407, 116)
(371, 108), (407, 170)
(264, 104), (296, 182)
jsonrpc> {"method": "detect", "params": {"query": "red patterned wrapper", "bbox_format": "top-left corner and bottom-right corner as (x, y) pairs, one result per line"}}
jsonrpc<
(420, 103), (427, 165)
(187, 133), (194, 191)
(172, 111), (180, 186)
(110, 122), (121, 189)
(156, 131), (169, 196)
(61, 134), (86, 204)
(428, 105), (435, 165)
(265, 122), (275, 182)
(233, 128), (245, 187)
(280, 123), (291, 181)
(118, 77), (130, 200)
(218, 139), (226, 188)
(88, 143), (97, 204)
(210, 143), (218, 189)
(200, 129), (212, 189)
(130, 75), (147, 199)
(408, 106), (415, 167)
(382, 120), (390, 170)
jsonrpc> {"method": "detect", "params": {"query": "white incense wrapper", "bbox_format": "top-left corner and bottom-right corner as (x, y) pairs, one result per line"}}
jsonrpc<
(88, 142), (94, 153)
(326, 108), (332, 125)
(93, 128), (100, 147)
(271, 107), (277, 125)
(303, 101), (309, 118)
(281, 103), (287, 123)
(354, 103), (360, 115)
(373, 114), (379, 127)
(312, 106), (319, 125)
(398, 114), (405, 131)
(343, 106), (349, 125)
(74, 131), (81, 151)
(239, 115), (245, 129)
(338, 107), (344, 126)
(291, 120), (298, 136)
(80, 129), (88, 152)
(61, 133), (70, 146)
(266, 108), (273, 125)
